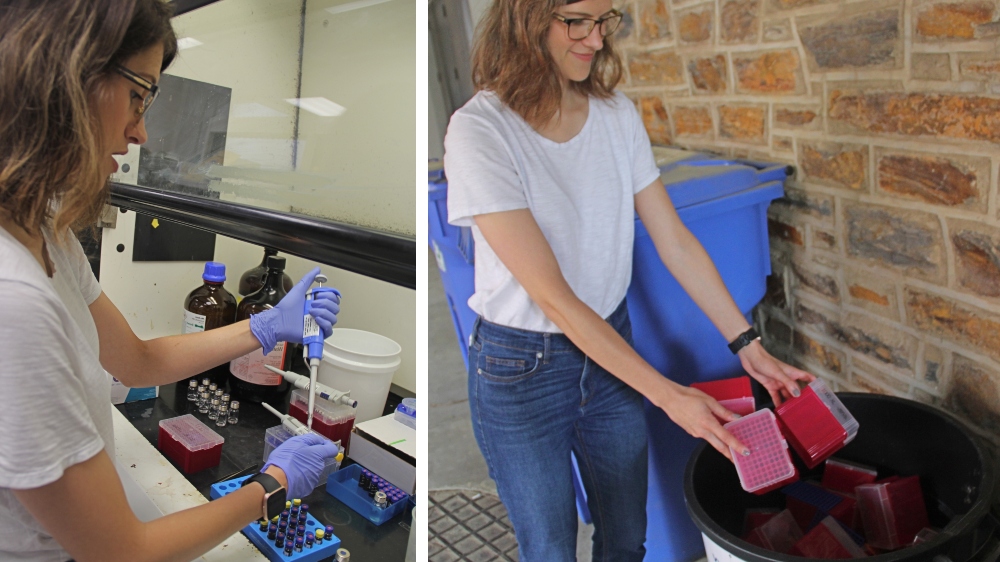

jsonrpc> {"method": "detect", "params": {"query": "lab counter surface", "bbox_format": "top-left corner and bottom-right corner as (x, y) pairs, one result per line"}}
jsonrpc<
(114, 381), (412, 562)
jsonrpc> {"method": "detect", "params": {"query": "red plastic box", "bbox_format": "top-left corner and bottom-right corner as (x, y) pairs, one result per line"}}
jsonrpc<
(742, 509), (803, 554)
(725, 409), (798, 495)
(822, 458), (878, 496)
(158, 414), (224, 473)
(288, 389), (356, 451)
(856, 475), (930, 550)
(775, 381), (849, 468)
(692, 376), (755, 421)
(790, 516), (866, 559)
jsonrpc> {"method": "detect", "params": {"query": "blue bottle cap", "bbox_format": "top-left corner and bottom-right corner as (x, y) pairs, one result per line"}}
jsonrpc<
(202, 262), (226, 283)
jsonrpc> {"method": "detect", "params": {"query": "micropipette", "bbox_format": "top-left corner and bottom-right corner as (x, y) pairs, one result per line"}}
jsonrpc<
(302, 274), (341, 429)
(261, 402), (345, 463)
(264, 365), (358, 407)
(262, 402), (311, 436)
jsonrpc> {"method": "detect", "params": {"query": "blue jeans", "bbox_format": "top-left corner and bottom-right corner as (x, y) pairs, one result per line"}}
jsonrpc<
(468, 300), (647, 562)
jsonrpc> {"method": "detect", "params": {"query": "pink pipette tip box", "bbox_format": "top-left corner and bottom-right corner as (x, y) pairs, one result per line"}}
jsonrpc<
(775, 380), (854, 468)
(856, 475), (930, 550)
(725, 409), (798, 495)
(692, 376), (756, 420)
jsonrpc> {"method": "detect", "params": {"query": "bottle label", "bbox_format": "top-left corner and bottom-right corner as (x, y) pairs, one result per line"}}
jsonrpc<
(182, 310), (207, 334)
(230, 342), (287, 385)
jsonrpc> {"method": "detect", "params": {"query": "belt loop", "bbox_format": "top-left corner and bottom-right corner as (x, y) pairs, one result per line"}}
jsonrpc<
(543, 333), (550, 364)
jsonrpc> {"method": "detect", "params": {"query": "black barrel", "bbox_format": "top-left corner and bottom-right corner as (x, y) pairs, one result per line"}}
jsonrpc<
(685, 393), (999, 561)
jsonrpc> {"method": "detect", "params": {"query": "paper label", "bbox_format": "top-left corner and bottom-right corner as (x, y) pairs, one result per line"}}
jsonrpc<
(230, 342), (287, 385)
(182, 310), (207, 334)
(303, 314), (321, 339)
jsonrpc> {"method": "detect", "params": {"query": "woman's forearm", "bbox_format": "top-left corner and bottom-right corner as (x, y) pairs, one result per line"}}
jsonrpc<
(124, 320), (261, 387)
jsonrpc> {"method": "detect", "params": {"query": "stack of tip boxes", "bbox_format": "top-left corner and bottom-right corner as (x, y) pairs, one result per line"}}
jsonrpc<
(158, 414), (224, 473)
(210, 475), (341, 562)
(725, 409), (798, 495)
(691, 376), (755, 422)
(287, 389), (356, 451)
(775, 379), (859, 469)
(326, 464), (410, 525)
(263, 425), (342, 488)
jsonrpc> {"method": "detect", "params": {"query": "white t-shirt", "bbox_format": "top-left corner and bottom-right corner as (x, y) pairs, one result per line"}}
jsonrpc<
(445, 90), (660, 333)
(0, 226), (112, 562)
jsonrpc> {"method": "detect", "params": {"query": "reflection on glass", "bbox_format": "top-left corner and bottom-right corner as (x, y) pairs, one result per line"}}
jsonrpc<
(128, 0), (415, 237)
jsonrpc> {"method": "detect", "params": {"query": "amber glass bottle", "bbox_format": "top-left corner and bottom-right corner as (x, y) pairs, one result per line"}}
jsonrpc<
(183, 262), (237, 385)
(229, 255), (291, 405)
(239, 248), (293, 297)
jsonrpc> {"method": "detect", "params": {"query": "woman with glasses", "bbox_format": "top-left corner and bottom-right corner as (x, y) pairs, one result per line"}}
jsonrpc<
(0, 2), (341, 561)
(444, 0), (814, 559)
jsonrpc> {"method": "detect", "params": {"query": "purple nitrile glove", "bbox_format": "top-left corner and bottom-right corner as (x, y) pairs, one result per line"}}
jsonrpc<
(262, 433), (341, 499)
(249, 267), (341, 354)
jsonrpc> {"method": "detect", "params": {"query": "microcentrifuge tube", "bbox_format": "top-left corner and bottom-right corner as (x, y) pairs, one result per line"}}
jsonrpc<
(187, 380), (198, 401)
(228, 401), (239, 424)
(208, 398), (219, 420)
(198, 392), (210, 414)
(215, 406), (227, 427)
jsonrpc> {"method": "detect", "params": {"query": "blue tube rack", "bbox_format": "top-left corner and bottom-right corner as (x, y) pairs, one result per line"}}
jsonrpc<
(210, 476), (341, 562)
(326, 464), (410, 525)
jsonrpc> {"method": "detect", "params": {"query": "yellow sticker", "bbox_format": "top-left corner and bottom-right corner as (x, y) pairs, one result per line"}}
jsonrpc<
(151, 218), (159, 229)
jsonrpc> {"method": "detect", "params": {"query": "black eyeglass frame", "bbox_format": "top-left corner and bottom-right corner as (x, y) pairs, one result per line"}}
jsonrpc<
(114, 65), (160, 116)
(552, 9), (623, 40)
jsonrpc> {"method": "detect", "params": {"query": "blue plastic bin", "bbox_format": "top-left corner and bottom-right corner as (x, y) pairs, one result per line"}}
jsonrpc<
(429, 162), (477, 366)
(628, 149), (788, 562)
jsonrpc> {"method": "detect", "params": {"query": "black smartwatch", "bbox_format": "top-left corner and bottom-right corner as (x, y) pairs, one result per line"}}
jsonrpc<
(728, 327), (760, 355)
(241, 472), (286, 520)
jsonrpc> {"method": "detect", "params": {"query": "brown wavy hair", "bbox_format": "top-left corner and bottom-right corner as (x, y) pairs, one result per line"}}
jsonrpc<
(0, 0), (177, 241)
(471, 0), (624, 127)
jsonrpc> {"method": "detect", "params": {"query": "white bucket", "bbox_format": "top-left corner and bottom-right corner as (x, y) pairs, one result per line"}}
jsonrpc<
(318, 329), (402, 423)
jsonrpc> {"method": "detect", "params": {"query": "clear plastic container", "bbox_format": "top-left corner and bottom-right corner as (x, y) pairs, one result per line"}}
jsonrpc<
(725, 409), (798, 494)
(856, 475), (930, 550)
(809, 379), (859, 444)
(774, 381), (849, 468)
(394, 398), (416, 429)
(288, 388), (356, 450)
(262, 425), (342, 488)
(158, 414), (224, 473)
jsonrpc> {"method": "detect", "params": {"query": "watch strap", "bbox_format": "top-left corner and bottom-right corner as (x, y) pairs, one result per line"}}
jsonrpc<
(242, 472), (285, 519)
(728, 327), (760, 355)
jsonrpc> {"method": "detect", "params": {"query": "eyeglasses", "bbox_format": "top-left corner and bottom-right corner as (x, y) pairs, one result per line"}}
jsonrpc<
(114, 65), (159, 117)
(552, 10), (623, 41)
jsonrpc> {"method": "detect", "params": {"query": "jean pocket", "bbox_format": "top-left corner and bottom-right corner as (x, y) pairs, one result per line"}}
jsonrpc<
(475, 341), (542, 384)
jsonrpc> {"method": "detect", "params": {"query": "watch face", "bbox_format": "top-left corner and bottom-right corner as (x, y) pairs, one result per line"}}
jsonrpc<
(266, 488), (287, 519)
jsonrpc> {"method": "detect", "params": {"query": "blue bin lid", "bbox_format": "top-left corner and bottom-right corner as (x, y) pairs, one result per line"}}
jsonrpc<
(651, 146), (790, 209)
(428, 159), (446, 188)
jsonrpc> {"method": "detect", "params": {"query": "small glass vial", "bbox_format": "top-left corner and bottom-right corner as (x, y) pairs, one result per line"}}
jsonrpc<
(208, 382), (218, 394)
(228, 401), (240, 424)
(221, 393), (230, 406)
(214, 389), (223, 400)
(208, 398), (220, 420)
(374, 491), (387, 509)
(201, 378), (210, 388)
(198, 392), (210, 414)
(186, 379), (198, 401)
(335, 548), (350, 562)
(215, 405), (228, 427)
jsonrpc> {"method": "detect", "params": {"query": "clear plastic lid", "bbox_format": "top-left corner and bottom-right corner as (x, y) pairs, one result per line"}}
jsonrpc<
(809, 379), (859, 443)
(725, 409), (796, 493)
(291, 388), (356, 423)
(159, 414), (224, 451)
(395, 397), (416, 418)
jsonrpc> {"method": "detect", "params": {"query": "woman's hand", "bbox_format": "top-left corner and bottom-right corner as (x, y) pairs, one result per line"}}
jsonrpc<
(655, 382), (749, 462)
(738, 340), (815, 406)
(249, 267), (341, 354)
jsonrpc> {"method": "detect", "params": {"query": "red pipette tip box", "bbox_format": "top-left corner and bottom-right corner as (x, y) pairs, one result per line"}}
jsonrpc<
(775, 380), (853, 468)
(790, 516), (867, 559)
(692, 376), (755, 420)
(822, 458), (878, 496)
(725, 409), (798, 495)
(158, 414), (224, 474)
(856, 475), (930, 550)
(742, 509), (803, 554)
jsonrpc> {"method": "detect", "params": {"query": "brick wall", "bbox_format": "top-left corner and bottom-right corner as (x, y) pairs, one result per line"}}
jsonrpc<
(617, 0), (1000, 449)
